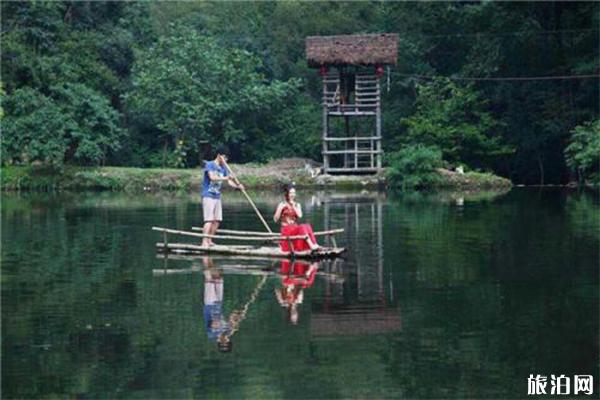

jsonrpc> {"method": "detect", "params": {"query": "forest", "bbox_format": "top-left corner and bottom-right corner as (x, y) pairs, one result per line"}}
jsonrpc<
(2, 1), (598, 185)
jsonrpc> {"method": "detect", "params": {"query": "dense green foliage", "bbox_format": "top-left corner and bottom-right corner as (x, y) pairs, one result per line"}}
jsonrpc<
(386, 145), (444, 189)
(1, 1), (598, 183)
(2, 85), (124, 166)
(401, 79), (513, 171)
(385, 143), (511, 189)
(564, 119), (600, 185)
(124, 25), (300, 167)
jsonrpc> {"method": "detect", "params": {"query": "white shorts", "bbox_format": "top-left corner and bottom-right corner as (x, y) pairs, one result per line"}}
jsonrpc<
(203, 197), (223, 222)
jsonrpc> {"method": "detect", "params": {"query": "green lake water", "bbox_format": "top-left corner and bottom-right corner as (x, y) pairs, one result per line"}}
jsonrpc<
(2, 188), (598, 399)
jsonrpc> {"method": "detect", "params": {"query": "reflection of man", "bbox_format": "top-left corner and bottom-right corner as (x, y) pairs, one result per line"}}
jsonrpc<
(201, 151), (244, 247)
(275, 261), (319, 325)
(202, 258), (232, 352)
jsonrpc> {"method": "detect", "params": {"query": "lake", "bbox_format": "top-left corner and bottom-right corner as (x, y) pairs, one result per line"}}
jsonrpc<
(2, 188), (598, 399)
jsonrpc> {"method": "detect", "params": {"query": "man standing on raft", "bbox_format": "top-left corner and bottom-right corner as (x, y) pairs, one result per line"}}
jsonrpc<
(201, 151), (244, 247)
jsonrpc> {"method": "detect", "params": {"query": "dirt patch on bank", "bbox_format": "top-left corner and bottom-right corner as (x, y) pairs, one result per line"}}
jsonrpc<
(265, 158), (321, 169)
(233, 158), (324, 183)
(230, 158), (386, 188)
(435, 168), (512, 189)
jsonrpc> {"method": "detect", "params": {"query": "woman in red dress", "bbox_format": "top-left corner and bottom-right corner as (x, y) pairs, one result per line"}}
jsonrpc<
(273, 184), (321, 253)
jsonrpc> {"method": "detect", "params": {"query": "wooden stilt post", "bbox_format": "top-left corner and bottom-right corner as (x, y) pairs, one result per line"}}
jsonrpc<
(322, 74), (329, 173)
(324, 200), (331, 247)
(376, 79), (382, 171)
(354, 133), (358, 169)
(330, 234), (338, 249)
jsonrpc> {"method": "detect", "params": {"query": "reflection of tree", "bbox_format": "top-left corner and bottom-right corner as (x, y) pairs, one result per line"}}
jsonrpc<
(565, 189), (600, 241)
(2, 193), (161, 397)
(381, 188), (599, 397)
(385, 190), (516, 286)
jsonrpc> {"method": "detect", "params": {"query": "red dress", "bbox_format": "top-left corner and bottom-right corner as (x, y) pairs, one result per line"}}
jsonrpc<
(279, 204), (318, 252)
(277, 260), (318, 306)
(279, 260), (317, 288)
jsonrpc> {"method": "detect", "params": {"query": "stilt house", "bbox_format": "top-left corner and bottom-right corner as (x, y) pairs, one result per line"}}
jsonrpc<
(306, 33), (398, 173)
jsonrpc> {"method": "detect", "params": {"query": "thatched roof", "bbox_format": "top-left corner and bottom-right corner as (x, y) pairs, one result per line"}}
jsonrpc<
(306, 33), (398, 67)
(311, 309), (402, 336)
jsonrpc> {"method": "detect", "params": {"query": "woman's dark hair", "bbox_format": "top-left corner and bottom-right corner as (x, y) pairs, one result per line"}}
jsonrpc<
(282, 182), (295, 200)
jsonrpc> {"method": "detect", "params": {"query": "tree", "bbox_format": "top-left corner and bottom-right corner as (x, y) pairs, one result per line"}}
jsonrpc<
(564, 119), (600, 185)
(386, 145), (444, 189)
(1, 1), (598, 180)
(123, 25), (299, 166)
(401, 78), (513, 170)
(2, 84), (124, 166)
(52, 83), (125, 165)
(2, 87), (69, 166)
(242, 93), (322, 162)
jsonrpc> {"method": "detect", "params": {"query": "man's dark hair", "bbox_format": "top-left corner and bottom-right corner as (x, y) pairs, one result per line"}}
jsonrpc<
(214, 146), (228, 158)
(217, 340), (232, 353)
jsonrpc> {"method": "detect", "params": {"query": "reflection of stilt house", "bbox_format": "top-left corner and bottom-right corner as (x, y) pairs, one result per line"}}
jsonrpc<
(306, 34), (398, 174)
(312, 193), (401, 337)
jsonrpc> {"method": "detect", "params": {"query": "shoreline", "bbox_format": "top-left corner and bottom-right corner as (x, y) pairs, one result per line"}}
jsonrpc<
(2, 163), (514, 192)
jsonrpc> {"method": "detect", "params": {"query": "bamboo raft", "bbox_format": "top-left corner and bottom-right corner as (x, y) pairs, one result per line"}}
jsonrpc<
(153, 226), (346, 259)
(152, 261), (345, 282)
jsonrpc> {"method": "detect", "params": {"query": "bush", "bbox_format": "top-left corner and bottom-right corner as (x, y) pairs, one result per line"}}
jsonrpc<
(1, 88), (71, 166)
(564, 119), (600, 185)
(1, 85), (124, 167)
(401, 78), (512, 170)
(386, 145), (444, 189)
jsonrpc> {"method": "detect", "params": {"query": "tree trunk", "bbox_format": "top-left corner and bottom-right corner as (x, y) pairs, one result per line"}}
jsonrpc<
(537, 154), (544, 185)
(162, 138), (168, 168)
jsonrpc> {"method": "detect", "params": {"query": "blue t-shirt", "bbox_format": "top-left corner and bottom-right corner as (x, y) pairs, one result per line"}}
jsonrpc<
(202, 161), (228, 199)
(203, 303), (231, 341)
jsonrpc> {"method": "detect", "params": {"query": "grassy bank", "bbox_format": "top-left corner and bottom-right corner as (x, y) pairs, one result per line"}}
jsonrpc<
(432, 168), (512, 190)
(2, 166), (202, 191)
(1, 165), (283, 192)
(1, 162), (511, 192)
(1, 161), (383, 192)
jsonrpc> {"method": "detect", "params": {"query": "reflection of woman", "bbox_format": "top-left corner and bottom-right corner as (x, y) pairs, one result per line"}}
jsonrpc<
(273, 184), (321, 253)
(275, 260), (318, 324)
